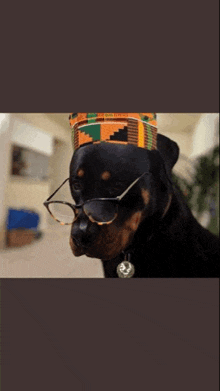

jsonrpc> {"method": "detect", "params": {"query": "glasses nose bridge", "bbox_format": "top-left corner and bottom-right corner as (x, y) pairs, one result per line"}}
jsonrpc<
(74, 203), (90, 222)
(71, 207), (91, 241)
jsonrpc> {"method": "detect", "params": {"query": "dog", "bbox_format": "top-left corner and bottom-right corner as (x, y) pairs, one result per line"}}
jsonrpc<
(69, 134), (219, 277)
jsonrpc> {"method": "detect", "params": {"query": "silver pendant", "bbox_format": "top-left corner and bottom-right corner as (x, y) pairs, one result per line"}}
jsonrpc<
(117, 254), (135, 278)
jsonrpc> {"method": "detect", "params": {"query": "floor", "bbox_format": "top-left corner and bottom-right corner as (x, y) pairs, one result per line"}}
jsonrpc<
(0, 225), (104, 278)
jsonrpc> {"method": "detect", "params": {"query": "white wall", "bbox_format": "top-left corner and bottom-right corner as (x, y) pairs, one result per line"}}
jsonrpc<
(13, 113), (71, 143)
(191, 113), (219, 158)
(12, 119), (53, 156)
(1, 114), (73, 238)
(158, 124), (195, 180)
(158, 113), (219, 181)
(0, 114), (11, 221)
(0, 114), (13, 247)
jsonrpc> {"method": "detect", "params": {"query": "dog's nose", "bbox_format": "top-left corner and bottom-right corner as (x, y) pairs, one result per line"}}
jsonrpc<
(71, 218), (89, 248)
(71, 214), (99, 249)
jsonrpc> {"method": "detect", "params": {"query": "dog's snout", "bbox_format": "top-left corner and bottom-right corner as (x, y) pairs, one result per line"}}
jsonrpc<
(71, 215), (99, 249)
(71, 218), (89, 247)
(77, 218), (89, 234)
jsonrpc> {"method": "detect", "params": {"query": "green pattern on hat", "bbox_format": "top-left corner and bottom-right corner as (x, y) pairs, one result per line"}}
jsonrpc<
(83, 124), (101, 141)
(87, 113), (97, 124)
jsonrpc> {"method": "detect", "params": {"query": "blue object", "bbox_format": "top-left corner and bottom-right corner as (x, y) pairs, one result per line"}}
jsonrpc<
(7, 208), (40, 230)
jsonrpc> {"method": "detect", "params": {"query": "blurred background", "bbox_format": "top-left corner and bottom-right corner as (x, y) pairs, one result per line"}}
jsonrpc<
(0, 113), (219, 277)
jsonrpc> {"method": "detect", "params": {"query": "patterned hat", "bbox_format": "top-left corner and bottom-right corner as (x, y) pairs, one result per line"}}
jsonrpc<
(69, 113), (157, 151)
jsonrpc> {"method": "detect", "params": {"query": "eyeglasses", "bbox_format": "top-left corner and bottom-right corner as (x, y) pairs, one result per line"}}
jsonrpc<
(43, 172), (147, 226)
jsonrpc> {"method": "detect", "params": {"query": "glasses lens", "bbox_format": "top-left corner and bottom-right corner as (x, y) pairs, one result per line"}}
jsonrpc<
(48, 203), (75, 224)
(84, 201), (117, 223)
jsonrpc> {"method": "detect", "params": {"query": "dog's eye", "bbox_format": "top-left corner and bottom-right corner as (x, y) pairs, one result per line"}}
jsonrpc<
(111, 187), (121, 193)
(109, 183), (123, 195)
(72, 182), (82, 191)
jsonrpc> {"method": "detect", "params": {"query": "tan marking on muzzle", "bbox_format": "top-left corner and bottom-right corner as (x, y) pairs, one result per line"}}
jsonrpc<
(125, 211), (143, 231)
(101, 171), (111, 180)
(141, 189), (150, 205)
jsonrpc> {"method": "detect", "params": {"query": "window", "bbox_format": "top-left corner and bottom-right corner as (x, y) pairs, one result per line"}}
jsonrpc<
(11, 144), (50, 180)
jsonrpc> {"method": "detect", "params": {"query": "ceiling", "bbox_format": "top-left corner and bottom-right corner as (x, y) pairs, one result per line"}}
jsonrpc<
(45, 113), (202, 134)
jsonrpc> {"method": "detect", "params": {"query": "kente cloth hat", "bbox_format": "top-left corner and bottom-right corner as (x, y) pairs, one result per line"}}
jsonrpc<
(69, 113), (157, 151)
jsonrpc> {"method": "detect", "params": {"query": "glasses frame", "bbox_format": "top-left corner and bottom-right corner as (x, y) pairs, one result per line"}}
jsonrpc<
(43, 172), (147, 225)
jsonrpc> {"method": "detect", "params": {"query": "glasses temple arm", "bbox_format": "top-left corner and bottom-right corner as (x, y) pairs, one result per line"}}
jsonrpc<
(117, 172), (147, 201)
(45, 178), (70, 202)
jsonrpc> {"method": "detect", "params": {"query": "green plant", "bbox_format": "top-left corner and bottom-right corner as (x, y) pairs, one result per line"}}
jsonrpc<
(172, 145), (219, 236)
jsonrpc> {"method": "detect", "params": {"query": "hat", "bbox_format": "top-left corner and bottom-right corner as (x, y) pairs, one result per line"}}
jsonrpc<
(69, 113), (157, 151)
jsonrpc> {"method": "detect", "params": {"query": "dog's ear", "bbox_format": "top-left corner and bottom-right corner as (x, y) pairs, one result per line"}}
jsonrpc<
(156, 133), (179, 171)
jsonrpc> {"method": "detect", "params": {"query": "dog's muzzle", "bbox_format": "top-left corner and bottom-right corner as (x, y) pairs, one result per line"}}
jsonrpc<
(71, 213), (100, 250)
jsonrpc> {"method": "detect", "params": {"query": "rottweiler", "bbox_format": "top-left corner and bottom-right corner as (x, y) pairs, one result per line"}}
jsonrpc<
(68, 134), (219, 277)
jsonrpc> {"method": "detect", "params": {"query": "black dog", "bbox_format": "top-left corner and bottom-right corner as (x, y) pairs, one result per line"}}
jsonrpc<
(69, 134), (219, 277)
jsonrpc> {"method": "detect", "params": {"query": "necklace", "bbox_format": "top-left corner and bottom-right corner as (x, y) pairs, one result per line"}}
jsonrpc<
(117, 253), (135, 278)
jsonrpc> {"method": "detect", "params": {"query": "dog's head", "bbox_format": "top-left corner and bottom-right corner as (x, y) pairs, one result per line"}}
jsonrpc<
(69, 134), (179, 260)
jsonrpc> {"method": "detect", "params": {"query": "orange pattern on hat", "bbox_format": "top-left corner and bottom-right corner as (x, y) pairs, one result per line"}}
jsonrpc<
(78, 131), (93, 146)
(101, 123), (127, 141)
(138, 121), (145, 148)
(69, 113), (157, 151)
